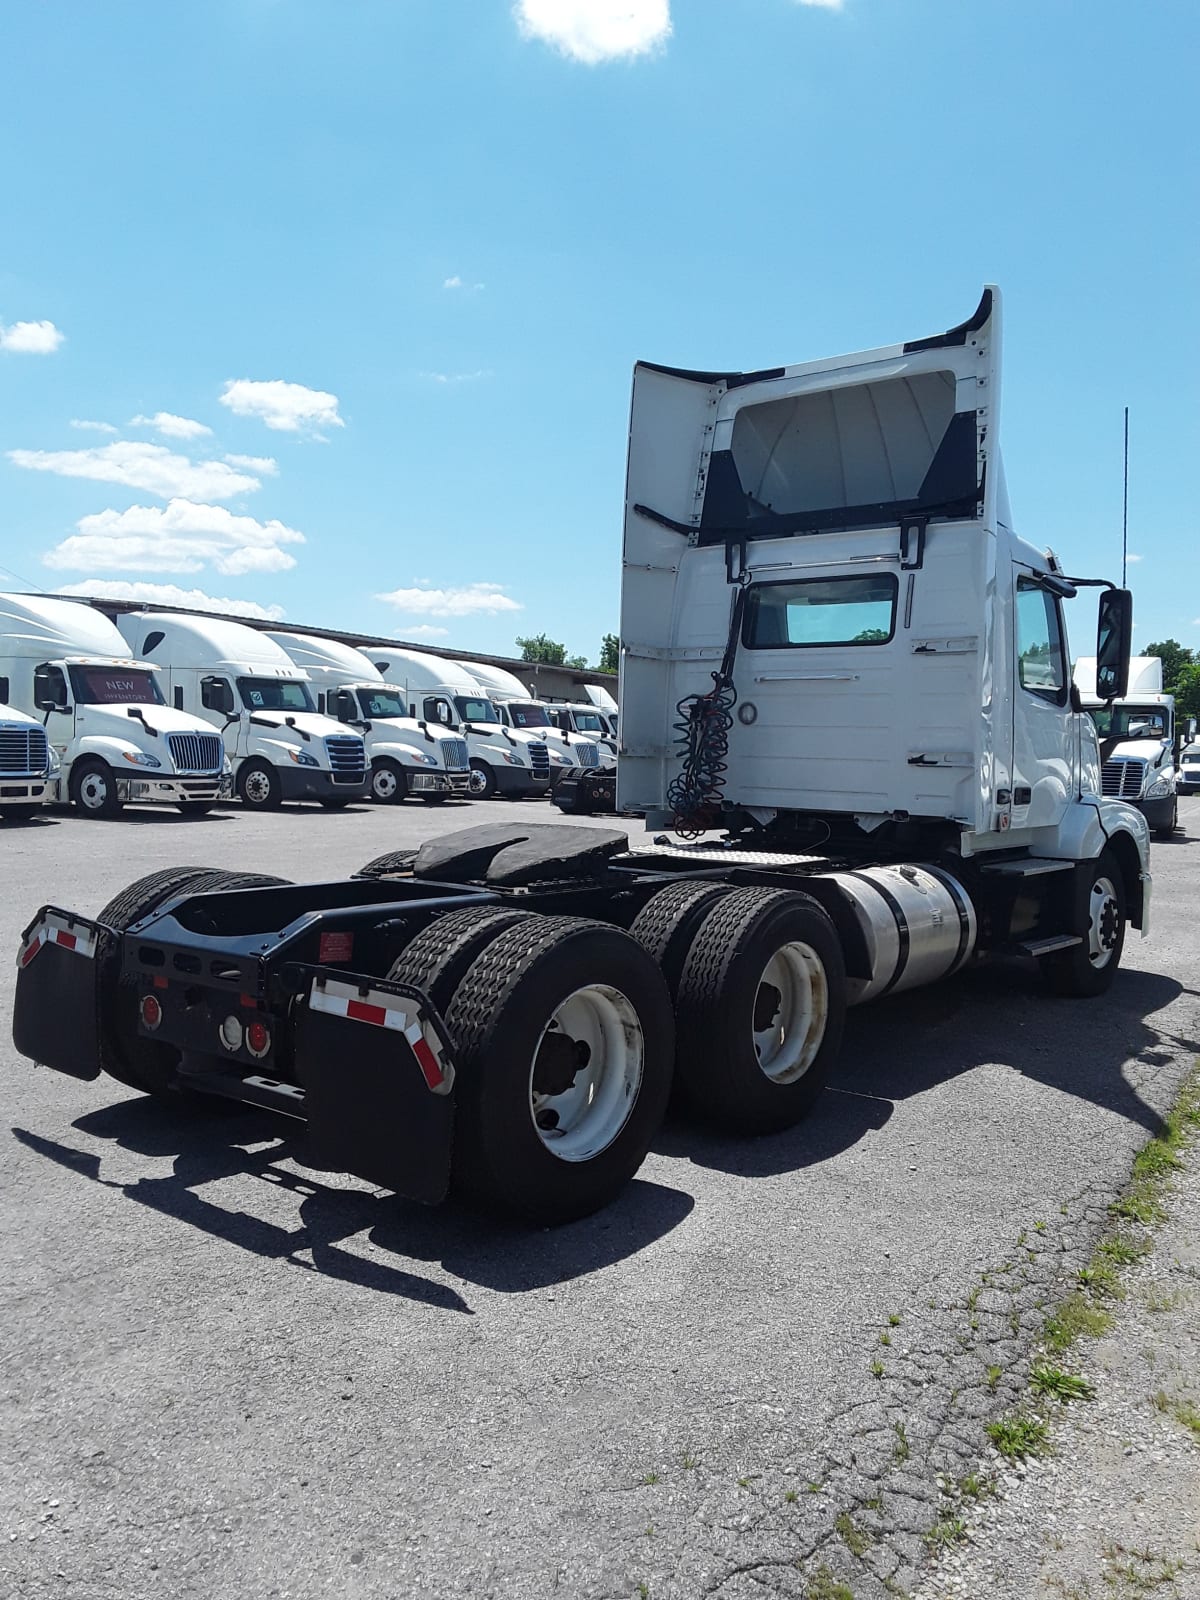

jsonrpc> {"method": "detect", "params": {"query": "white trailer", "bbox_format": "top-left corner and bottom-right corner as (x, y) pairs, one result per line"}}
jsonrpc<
(13, 288), (1154, 1229)
(363, 647), (571, 799)
(1074, 655), (1178, 838)
(0, 593), (229, 818)
(0, 699), (53, 821)
(117, 612), (369, 809)
(265, 632), (470, 805)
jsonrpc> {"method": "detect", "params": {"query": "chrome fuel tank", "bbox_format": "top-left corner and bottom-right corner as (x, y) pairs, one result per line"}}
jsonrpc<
(825, 863), (977, 1005)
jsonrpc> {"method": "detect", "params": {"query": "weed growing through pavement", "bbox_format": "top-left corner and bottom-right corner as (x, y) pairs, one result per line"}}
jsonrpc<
(641, 1471), (659, 1485)
(923, 1516), (967, 1551)
(1044, 1293), (1114, 1350)
(835, 1511), (871, 1558)
(784, 1488), (799, 1504)
(879, 1331), (891, 1346)
(987, 1365), (1002, 1391)
(681, 1453), (699, 1470)
(870, 1358), (884, 1379)
(892, 1421), (910, 1462)
(985, 1415), (1050, 1459)
(805, 1566), (854, 1600)
(1102, 1542), (1184, 1593)
(957, 1472), (993, 1500)
(888, 1312), (901, 1327)
(1030, 1365), (1095, 1403)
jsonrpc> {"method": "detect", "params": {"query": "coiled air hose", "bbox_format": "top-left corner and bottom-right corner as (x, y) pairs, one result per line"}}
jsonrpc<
(666, 587), (746, 838)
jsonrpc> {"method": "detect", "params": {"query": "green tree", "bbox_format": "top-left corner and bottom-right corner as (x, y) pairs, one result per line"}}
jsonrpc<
(1174, 662), (1200, 721)
(598, 633), (619, 674)
(853, 628), (890, 643)
(1144, 639), (1195, 692)
(516, 633), (567, 666)
(565, 653), (588, 670)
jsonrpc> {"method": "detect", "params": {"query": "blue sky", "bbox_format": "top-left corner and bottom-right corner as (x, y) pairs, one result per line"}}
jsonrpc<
(1, 0), (1196, 665)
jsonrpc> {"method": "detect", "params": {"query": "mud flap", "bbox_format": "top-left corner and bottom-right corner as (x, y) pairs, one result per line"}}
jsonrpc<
(13, 909), (103, 1081)
(292, 968), (456, 1205)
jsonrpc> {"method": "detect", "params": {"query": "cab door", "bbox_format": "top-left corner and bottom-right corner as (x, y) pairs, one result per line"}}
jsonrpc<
(1010, 576), (1073, 831)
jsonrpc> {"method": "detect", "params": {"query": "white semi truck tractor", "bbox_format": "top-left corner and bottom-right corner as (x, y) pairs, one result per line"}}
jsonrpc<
(0, 593), (229, 818)
(1074, 655), (1179, 839)
(363, 647), (571, 799)
(12, 288), (1151, 1230)
(265, 631), (471, 805)
(0, 699), (53, 821)
(117, 612), (369, 810)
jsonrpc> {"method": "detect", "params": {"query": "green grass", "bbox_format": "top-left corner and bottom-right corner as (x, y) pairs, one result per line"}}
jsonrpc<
(835, 1512), (871, 1558)
(892, 1420), (910, 1463)
(1096, 1234), (1150, 1266)
(923, 1516), (967, 1551)
(887, 1312), (901, 1327)
(681, 1453), (699, 1470)
(957, 1472), (993, 1500)
(1031, 1364), (1096, 1403)
(641, 1471), (659, 1486)
(870, 1358), (884, 1379)
(1044, 1293), (1114, 1351)
(1154, 1394), (1200, 1440)
(806, 1566), (855, 1600)
(879, 1331), (891, 1347)
(986, 1415), (1050, 1459)
(784, 1488), (799, 1505)
(1102, 1542), (1184, 1593)
(986, 1365), (1002, 1391)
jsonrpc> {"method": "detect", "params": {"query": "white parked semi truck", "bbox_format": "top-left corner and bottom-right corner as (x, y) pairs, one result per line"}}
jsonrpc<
(1073, 655), (1179, 839)
(12, 288), (1152, 1229)
(117, 612), (369, 810)
(0, 699), (53, 821)
(265, 631), (470, 805)
(0, 593), (229, 818)
(363, 647), (571, 799)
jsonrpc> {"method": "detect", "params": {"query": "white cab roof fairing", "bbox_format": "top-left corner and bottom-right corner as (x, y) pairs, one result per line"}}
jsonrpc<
(583, 684), (618, 714)
(457, 661), (533, 700)
(1074, 655), (1164, 700)
(0, 592), (140, 660)
(267, 632), (388, 687)
(119, 612), (309, 682)
(363, 648), (491, 698)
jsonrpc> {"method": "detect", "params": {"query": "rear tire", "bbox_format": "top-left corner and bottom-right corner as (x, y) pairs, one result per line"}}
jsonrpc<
(97, 867), (291, 1095)
(370, 759), (407, 805)
(674, 888), (846, 1134)
(630, 881), (736, 997)
(70, 758), (123, 819)
(387, 906), (536, 1015)
(443, 917), (675, 1224)
(1154, 800), (1178, 841)
(356, 848), (419, 879)
(237, 759), (282, 811)
(1045, 848), (1127, 997)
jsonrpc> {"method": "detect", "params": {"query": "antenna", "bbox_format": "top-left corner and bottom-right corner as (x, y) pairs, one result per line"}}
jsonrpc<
(1122, 406), (1129, 587)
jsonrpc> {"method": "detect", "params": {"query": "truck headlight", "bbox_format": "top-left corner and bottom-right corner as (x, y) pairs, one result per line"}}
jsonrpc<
(550, 752), (571, 765)
(288, 748), (319, 768)
(122, 750), (162, 769)
(1146, 774), (1172, 798)
(222, 755), (233, 775)
(411, 751), (439, 766)
(500, 751), (525, 766)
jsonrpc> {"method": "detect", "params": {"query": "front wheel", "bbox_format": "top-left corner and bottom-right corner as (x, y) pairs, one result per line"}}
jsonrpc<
(237, 759), (283, 810)
(468, 760), (496, 800)
(370, 759), (408, 805)
(1046, 849), (1127, 997)
(69, 758), (123, 819)
(1154, 800), (1178, 841)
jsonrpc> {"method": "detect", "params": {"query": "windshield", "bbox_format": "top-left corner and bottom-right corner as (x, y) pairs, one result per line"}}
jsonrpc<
(69, 665), (164, 706)
(238, 677), (315, 713)
(358, 688), (409, 719)
(1089, 705), (1169, 740)
(507, 702), (551, 729)
(453, 695), (498, 723)
(569, 711), (604, 732)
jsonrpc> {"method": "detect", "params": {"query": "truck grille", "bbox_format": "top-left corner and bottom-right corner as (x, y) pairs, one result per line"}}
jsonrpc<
(325, 734), (367, 784)
(577, 741), (600, 769)
(527, 741), (550, 780)
(0, 727), (49, 776)
(1101, 757), (1147, 799)
(166, 732), (224, 774)
(441, 738), (469, 771)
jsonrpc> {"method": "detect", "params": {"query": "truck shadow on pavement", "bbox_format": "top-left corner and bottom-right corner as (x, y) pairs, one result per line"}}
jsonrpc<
(660, 963), (1193, 1179)
(12, 1100), (694, 1313)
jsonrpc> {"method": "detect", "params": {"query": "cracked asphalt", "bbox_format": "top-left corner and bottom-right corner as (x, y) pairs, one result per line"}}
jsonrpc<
(3, 794), (1198, 1599)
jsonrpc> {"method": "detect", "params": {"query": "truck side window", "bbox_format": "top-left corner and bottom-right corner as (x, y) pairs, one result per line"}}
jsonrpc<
(423, 697), (452, 726)
(0, 677), (8, 703)
(201, 675), (233, 713)
(742, 574), (897, 648)
(33, 664), (68, 711)
(1016, 581), (1067, 704)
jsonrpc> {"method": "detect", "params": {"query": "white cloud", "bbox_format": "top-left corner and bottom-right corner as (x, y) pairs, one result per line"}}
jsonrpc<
(42, 499), (305, 577)
(70, 419), (118, 434)
(515, 0), (671, 63)
(55, 580), (285, 622)
(419, 370), (491, 385)
(795, 0), (845, 7)
(224, 453), (279, 475)
(131, 411), (213, 440)
(375, 582), (523, 618)
(1125, 553), (1143, 564)
(8, 440), (259, 502)
(0, 319), (65, 354)
(443, 275), (464, 289)
(219, 378), (343, 434)
(407, 624), (450, 639)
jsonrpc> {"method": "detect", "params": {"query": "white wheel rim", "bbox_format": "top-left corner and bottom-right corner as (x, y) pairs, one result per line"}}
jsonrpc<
(79, 769), (109, 809)
(468, 768), (489, 796)
(1087, 875), (1121, 969)
(373, 766), (398, 800)
(244, 770), (271, 803)
(530, 985), (643, 1162)
(752, 941), (828, 1084)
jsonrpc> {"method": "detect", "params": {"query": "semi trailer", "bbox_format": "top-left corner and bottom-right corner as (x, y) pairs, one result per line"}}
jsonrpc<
(0, 594), (228, 818)
(265, 631), (471, 805)
(12, 288), (1151, 1226)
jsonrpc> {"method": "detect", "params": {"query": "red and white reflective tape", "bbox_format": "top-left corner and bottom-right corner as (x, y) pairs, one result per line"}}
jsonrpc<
(18, 914), (99, 969)
(307, 976), (452, 1095)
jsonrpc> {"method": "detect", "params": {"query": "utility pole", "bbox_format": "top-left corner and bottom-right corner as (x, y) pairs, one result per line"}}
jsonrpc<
(1122, 406), (1129, 588)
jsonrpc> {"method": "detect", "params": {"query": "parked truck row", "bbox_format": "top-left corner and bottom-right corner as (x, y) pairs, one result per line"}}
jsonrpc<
(0, 593), (617, 821)
(12, 288), (1166, 1229)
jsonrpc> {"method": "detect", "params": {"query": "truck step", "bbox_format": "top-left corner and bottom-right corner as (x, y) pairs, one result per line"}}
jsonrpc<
(1018, 935), (1083, 957)
(980, 857), (1075, 878)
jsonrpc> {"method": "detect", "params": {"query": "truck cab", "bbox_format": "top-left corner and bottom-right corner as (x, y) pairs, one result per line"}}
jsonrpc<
(119, 613), (369, 810)
(457, 660), (615, 779)
(0, 697), (53, 821)
(0, 593), (229, 818)
(266, 632), (470, 805)
(1074, 656), (1178, 838)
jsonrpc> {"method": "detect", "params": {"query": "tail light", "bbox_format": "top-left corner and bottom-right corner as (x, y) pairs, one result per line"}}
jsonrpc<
(246, 1020), (271, 1059)
(140, 994), (163, 1031)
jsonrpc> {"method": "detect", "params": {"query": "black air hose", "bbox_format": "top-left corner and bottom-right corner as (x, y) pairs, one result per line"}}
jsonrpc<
(666, 587), (745, 838)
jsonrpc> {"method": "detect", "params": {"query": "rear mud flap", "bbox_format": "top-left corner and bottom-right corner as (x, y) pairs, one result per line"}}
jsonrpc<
(13, 909), (103, 1081)
(292, 968), (456, 1205)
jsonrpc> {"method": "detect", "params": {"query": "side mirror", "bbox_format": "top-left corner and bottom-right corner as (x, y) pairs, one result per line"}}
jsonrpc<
(1095, 587), (1133, 701)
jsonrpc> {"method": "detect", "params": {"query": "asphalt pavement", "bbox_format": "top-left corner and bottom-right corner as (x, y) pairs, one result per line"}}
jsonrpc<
(3, 794), (1198, 1600)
